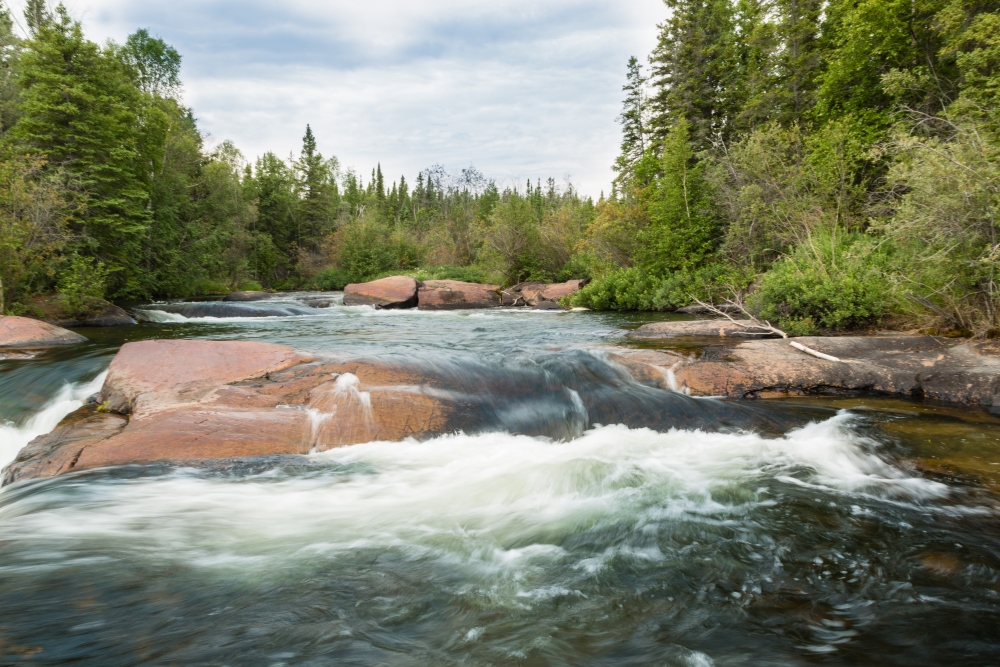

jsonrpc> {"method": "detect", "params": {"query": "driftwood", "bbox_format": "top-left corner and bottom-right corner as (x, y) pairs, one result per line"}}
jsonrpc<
(691, 297), (844, 363)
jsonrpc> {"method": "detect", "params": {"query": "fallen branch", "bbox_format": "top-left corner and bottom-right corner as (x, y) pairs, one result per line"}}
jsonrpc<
(690, 296), (844, 363)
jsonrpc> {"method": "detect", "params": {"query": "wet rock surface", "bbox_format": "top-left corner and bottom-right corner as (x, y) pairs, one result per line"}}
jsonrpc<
(152, 302), (318, 318)
(630, 319), (782, 338)
(3, 339), (789, 484)
(501, 280), (589, 309)
(0, 316), (87, 348)
(343, 276), (419, 309)
(418, 280), (501, 310)
(660, 335), (1000, 408)
(223, 291), (271, 302)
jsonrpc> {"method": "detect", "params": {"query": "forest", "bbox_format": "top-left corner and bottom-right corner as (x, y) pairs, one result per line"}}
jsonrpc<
(1, 1), (999, 336)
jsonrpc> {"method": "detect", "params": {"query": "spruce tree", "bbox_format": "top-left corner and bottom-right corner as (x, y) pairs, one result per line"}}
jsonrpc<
(612, 56), (648, 191)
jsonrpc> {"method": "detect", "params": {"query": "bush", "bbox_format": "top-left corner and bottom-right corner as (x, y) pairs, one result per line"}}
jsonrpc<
(570, 267), (661, 310)
(310, 268), (351, 290)
(337, 216), (419, 283)
(649, 262), (755, 311)
(57, 255), (109, 314)
(748, 233), (891, 335)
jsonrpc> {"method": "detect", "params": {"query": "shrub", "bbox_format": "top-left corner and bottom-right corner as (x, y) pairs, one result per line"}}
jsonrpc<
(57, 255), (109, 314)
(748, 233), (891, 335)
(570, 267), (660, 311)
(310, 268), (351, 290)
(649, 262), (756, 311)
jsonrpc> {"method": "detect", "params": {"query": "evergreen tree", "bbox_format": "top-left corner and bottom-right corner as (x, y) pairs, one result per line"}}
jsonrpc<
(9, 6), (152, 296)
(613, 56), (649, 191)
(648, 0), (739, 149)
(293, 124), (338, 250)
(23, 0), (50, 35)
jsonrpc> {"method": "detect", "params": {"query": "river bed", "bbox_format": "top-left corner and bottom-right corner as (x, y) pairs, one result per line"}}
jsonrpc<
(1, 294), (999, 666)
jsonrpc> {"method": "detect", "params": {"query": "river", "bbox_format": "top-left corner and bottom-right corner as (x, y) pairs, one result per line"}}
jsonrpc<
(1, 293), (999, 666)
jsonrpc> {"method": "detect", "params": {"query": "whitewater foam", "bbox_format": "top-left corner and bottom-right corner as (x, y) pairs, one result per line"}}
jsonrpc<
(0, 371), (108, 470)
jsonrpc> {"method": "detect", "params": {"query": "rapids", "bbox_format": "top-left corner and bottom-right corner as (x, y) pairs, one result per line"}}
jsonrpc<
(1, 293), (999, 665)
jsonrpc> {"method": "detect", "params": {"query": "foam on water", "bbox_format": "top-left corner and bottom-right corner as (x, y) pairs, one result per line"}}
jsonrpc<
(0, 371), (108, 469)
(0, 413), (948, 572)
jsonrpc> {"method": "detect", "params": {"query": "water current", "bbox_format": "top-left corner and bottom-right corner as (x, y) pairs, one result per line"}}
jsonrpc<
(1, 293), (999, 665)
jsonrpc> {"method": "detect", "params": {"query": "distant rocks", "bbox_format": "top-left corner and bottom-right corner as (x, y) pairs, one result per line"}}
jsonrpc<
(501, 280), (589, 308)
(0, 316), (87, 348)
(630, 320), (781, 339)
(418, 280), (501, 310)
(344, 276), (419, 309)
(223, 291), (271, 302)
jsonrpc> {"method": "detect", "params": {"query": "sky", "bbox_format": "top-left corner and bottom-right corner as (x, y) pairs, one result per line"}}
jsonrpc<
(8, 0), (667, 197)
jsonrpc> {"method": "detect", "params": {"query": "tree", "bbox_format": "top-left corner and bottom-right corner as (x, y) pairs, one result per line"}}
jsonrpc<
(613, 56), (648, 191)
(293, 124), (338, 252)
(117, 29), (181, 97)
(8, 6), (152, 297)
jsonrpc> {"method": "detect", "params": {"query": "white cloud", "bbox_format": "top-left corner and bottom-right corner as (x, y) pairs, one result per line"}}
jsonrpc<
(8, 0), (666, 196)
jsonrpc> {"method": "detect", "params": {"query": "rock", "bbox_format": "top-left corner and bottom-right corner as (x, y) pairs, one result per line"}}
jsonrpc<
(26, 295), (136, 327)
(223, 291), (271, 302)
(675, 303), (743, 315)
(418, 280), (501, 310)
(152, 302), (318, 319)
(670, 335), (1000, 408)
(0, 315), (87, 347)
(100, 339), (312, 417)
(343, 276), (419, 309)
(629, 320), (781, 339)
(2, 406), (127, 485)
(501, 280), (589, 309)
(302, 298), (333, 309)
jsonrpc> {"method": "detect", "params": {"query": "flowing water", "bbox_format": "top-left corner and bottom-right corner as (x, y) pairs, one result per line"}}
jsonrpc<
(1, 294), (1000, 666)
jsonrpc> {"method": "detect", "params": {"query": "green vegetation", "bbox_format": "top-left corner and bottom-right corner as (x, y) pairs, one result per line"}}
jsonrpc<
(573, 0), (1000, 337)
(0, 2), (595, 315)
(2, 0), (999, 337)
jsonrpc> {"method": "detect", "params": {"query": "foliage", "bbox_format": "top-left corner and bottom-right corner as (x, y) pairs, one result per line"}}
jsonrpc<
(747, 233), (892, 335)
(56, 254), (109, 314)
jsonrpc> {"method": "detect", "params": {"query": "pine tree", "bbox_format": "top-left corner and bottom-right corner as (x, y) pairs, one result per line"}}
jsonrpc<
(293, 125), (337, 250)
(24, 0), (50, 35)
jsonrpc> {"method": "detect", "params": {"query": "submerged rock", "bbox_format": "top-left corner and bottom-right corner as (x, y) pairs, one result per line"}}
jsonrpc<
(629, 319), (782, 339)
(0, 315), (87, 347)
(154, 302), (318, 318)
(418, 280), (501, 310)
(223, 291), (271, 302)
(344, 276), (419, 309)
(301, 298), (333, 308)
(501, 280), (589, 309)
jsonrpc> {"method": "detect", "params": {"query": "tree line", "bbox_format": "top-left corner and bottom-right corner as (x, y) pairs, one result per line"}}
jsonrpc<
(0, 2), (597, 316)
(572, 0), (1000, 336)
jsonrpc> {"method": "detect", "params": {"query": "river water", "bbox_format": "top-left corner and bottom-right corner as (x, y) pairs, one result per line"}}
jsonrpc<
(1, 294), (999, 666)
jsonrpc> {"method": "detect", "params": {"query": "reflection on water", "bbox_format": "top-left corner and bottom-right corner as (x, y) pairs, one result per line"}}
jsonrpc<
(0, 294), (999, 665)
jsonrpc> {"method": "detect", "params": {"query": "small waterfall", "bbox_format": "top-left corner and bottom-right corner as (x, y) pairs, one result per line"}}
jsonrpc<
(0, 371), (108, 470)
(304, 373), (376, 449)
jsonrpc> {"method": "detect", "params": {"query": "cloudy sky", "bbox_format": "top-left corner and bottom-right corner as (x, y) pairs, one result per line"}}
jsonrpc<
(9, 0), (666, 196)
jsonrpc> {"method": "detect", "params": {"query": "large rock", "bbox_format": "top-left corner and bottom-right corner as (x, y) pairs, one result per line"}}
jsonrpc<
(2, 340), (458, 484)
(501, 280), (589, 309)
(343, 276), (419, 309)
(418, 280), (501, 310)
(0, 315), (87, 347)
(148, 302), (318, 319)
(27, 295), (136, 327)
(670, 335), (1000, 408)
(629, 319), (782, 339)
(223, 291), (271, 302)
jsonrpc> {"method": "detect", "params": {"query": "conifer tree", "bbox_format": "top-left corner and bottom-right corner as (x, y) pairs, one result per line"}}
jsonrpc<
(613, 56), (648, 191)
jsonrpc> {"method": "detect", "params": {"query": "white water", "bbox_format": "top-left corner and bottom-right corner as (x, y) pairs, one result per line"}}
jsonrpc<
(0, 413), (949, 573)
(0, 371), (108, 470)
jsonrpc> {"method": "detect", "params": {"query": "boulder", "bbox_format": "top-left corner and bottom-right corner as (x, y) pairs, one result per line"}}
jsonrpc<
(302, 298), (333, 309)
(26, 295), (136, 327)
(343, 276), (419, 309)
(669, 335), (1000, 408)
(223, 291), (271, 302)
(629, 319), (781, 339)
(151, 302), (318, 319)
(0, 315), (87, 348)
(501, 280), (589, 309)
(418, 280), (501, 310)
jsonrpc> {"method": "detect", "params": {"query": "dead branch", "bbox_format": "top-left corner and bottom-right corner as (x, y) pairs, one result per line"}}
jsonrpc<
(690, 296), (844, 363)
